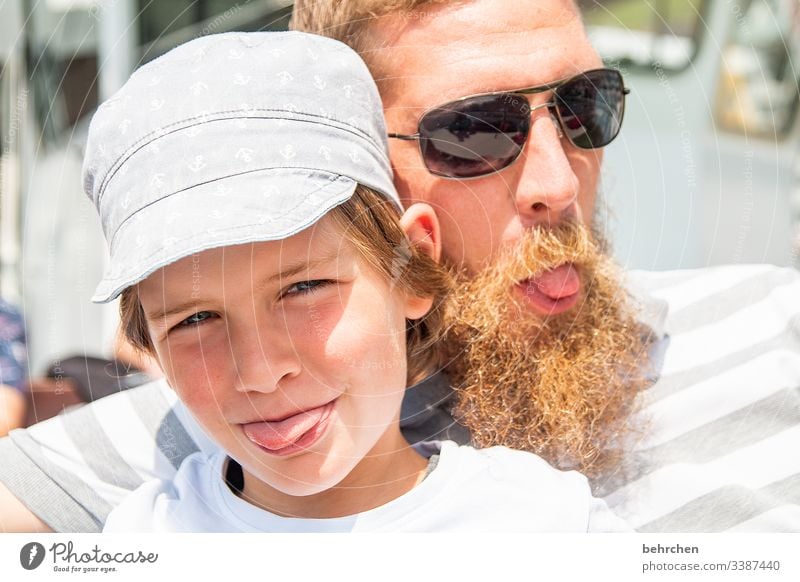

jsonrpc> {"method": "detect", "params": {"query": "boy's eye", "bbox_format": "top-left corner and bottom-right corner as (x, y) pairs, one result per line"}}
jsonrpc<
(284, 279), (332, 297)
(178, 311), (215, 327)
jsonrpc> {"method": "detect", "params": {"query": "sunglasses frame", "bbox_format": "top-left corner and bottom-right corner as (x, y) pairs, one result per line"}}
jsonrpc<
(388, 68), (630, 180)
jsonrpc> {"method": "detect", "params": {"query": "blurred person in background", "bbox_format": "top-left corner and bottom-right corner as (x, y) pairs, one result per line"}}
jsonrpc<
(0, 298), (27, 436)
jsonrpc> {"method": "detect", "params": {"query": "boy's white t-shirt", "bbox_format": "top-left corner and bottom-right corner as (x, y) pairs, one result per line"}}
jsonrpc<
(103, 441), (629, 532)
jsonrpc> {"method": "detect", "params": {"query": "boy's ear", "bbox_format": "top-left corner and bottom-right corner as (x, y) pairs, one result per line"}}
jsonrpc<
(398, 203), (440, 320)
(399, 203), (441, 263)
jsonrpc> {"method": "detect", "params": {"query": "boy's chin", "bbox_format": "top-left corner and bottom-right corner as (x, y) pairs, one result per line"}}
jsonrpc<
(242, 457), (355, 500)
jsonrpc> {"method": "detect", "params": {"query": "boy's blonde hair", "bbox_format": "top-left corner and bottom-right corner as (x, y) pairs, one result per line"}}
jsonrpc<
(119, 185), (451, 385)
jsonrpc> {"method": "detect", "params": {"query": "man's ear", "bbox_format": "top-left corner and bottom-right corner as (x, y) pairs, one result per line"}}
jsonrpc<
(399, 203), (441, 263)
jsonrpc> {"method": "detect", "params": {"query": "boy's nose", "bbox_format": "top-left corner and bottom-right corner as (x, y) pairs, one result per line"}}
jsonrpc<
(231, 325), (301, 394)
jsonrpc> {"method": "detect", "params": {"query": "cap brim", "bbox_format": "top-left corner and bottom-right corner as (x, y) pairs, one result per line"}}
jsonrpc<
(92, 168), (357, 303)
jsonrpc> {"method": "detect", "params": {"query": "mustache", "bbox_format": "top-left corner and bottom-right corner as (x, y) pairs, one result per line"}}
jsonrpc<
(445, 220), (603, 330)
(459, 219), (598, 285)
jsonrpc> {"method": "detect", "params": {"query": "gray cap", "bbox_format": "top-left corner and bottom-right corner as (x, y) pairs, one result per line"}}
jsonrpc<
(83, 31), (399, 303)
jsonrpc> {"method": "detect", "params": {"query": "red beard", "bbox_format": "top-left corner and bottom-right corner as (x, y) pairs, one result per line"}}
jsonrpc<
(443, 220), (655, 478)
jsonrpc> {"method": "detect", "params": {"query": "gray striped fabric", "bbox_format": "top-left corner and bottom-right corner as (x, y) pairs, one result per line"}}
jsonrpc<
(604, 265), (800, 531)
(0, 381), (198, 532)
(0, 264), (797, 532)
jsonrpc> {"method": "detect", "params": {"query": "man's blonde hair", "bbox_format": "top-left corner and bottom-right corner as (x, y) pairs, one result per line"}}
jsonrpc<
(291, 0), (579, 72)
(291, 0), (450, 56)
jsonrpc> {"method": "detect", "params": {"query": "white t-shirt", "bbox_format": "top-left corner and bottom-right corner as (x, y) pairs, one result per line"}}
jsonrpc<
(103, 441), (629, 532)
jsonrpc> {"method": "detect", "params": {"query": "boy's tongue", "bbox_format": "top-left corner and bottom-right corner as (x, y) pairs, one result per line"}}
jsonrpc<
(243, 405), (328, 451)
(529, 264), (580, 299)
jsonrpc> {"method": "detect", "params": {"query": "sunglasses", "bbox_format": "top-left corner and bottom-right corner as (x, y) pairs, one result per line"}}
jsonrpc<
(388, 68), (629, 179)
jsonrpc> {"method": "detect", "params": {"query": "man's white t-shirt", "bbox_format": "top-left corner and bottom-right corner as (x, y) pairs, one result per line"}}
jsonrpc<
(103, 441), (629, 532)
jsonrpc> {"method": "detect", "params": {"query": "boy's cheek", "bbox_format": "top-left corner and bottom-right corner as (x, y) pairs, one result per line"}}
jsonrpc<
(157, 332), (227, 375)
(161, 354), (230, 416)
(326, 326), (406, 388)
(176, 380), (232, 435)
(291, 299), (341, 343)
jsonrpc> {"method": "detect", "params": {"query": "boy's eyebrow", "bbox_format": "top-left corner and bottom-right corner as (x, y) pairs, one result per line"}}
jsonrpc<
(259, 248), (341, 290)
(147, 301), (206, 323)
(146, 250), (343, 322)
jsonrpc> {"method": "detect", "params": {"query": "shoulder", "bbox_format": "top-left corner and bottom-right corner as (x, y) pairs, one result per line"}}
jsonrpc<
(104, 451), (218, 532)
(29, 376), (215, 456)
(616, 266), (800, 531)
(0, 378), (214, 532)
(24, 377), (187, 458)
(628, 264), (799, 306)
(450, 443), (591, 492)
(629, 265), (799, 340)
(432, 443), (604, 531)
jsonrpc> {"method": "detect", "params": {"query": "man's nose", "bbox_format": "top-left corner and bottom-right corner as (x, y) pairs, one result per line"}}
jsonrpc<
(230, 321), (301, 394)
(511, 109), (580, 226)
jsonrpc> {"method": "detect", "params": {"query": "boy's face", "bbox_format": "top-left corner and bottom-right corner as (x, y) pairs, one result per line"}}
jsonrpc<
(137, 216), (423, 505)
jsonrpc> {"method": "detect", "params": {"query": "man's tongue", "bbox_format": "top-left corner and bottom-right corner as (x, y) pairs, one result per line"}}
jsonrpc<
(243, 406), (327, 451)
(528, 264), (580, 300)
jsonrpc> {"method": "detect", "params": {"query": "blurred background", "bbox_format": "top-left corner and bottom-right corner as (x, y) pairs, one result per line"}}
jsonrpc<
(0, 0), (798, 424)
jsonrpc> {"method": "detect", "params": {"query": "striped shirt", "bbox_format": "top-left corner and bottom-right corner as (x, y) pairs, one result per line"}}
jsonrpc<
(603, 265), (800, 531)
(1, 264), (798, 532)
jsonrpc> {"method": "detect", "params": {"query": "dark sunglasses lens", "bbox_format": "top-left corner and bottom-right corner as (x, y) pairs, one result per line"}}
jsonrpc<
(556, 69), (625, 149)
(418, 94), (530, 178)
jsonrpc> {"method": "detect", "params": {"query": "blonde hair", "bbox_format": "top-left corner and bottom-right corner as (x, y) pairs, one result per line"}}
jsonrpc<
(119, 185), (451, 385)
(291, 0), (578, 62)
(291, 0), (451, 59)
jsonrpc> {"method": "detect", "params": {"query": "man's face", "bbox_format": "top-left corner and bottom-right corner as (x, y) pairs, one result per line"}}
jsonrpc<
(373, 0), (604, 315)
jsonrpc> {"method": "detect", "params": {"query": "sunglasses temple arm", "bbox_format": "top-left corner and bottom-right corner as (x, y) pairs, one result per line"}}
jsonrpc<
(387, 133), (421, 141)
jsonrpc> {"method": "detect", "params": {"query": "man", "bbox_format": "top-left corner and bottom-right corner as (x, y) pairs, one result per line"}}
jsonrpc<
(293, 0), (652, 479)
(291, 0), (800, 530)
(1, 0), (799, 532)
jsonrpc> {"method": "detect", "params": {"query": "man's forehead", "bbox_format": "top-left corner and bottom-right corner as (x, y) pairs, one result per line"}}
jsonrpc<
(375, 0), (578, 39)
(368, 0), (595, 108)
